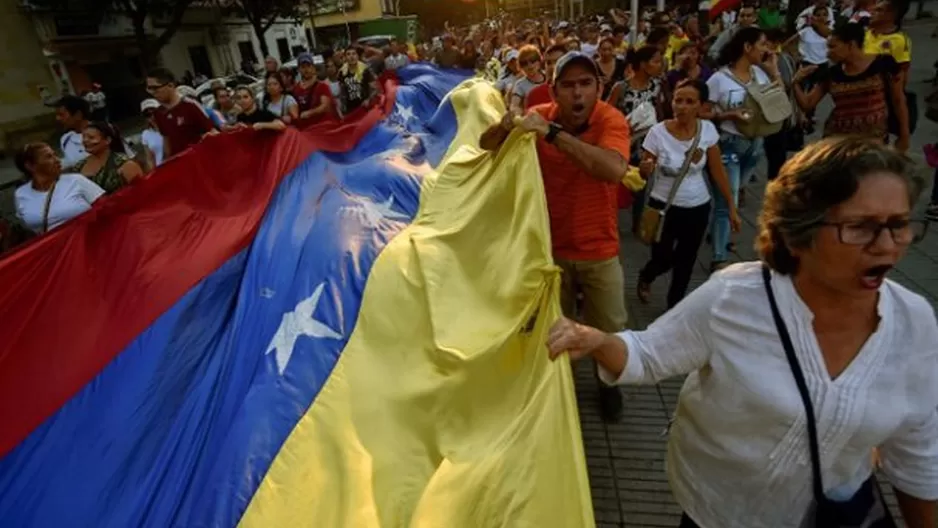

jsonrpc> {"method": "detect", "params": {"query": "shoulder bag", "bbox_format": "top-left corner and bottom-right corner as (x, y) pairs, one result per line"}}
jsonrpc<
(638, 121), (701, 246)
(41, 180), (58, 234)
(724, 67), (793, 138)
(761, 265), (897, 528)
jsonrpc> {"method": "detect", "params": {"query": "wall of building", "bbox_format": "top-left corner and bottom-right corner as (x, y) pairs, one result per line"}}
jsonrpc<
(313, 0), (385, 28)
(159, 19), (311, 79)
(160, 28), (226, 79)
(0, 0), (58, 152)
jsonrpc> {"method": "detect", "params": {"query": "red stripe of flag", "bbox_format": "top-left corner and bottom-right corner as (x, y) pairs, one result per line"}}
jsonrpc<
(0, 106), (387, 458)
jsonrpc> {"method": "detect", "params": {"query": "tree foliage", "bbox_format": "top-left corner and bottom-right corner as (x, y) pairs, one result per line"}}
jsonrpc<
(226, 0), (304, 57)
(22, 0), (198, 68)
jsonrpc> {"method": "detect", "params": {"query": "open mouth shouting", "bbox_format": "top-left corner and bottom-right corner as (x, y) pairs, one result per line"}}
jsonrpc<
(860, 264), (893, 290)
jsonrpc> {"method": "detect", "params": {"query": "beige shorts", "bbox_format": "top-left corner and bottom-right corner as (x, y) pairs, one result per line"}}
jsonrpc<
(555, 256), (629, 333)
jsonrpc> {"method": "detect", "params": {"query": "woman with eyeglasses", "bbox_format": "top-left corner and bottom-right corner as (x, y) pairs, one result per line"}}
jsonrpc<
(545, 137), (936, 528)
(14, 143), (105, 234)
(508, 45), (547, 116)
(74, 121), (143, 194)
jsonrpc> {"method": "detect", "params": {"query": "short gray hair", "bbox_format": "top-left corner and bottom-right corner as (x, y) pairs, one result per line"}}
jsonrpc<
(757, 137), (923, 275)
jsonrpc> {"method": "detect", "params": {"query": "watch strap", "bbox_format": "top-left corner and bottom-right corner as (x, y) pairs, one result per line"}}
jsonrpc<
(545, 122), (562, 143)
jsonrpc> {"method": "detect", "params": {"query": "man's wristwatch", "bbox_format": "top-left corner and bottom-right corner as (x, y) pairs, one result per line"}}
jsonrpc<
(545, 122), (563, 143)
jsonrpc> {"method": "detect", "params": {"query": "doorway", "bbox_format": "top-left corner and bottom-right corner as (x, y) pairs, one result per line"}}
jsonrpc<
(188, 46), (214, 78)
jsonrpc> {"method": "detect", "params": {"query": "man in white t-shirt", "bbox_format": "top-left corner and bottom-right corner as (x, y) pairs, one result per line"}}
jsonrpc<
(84, 83), (107, 122)
(53, 95), (91, 170)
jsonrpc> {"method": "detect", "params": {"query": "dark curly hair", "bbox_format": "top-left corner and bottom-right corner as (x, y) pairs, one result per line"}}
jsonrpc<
(757, 137), (922, 275)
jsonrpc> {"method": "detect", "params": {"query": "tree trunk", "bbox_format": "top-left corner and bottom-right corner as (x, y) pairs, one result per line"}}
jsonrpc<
(253, 21), (271, 58)
(131, 14), (157, 72)
(307, 0), (318, 48)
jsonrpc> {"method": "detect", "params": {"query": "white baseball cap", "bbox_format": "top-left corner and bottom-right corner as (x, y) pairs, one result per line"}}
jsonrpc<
(140, 98), (160, 112)
(177, 85), (197, 99)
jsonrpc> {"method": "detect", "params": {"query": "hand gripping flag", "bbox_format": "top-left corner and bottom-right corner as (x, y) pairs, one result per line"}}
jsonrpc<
(0, 65), (594, 527)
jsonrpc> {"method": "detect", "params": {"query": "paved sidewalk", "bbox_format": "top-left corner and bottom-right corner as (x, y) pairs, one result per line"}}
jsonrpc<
(577, 169), (938, 526)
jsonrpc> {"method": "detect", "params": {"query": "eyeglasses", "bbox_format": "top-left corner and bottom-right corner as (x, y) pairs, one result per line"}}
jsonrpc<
(519, 58), (539, 67)
(146, 82), (168, 92)
(820, 219), (928, 246)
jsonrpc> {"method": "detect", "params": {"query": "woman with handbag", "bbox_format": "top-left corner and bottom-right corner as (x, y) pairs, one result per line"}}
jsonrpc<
(703, 26), (780, 272)
(14, 142), (105, 235)
(635, 79), (740, 309)
(545, 137), (937, 528)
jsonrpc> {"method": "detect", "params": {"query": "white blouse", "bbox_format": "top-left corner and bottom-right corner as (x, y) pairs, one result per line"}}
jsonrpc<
(601, 262), (938, 528)
(15, 174), (105, 233)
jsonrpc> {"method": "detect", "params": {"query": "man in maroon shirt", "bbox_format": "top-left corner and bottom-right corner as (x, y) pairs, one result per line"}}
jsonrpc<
(146, 68), (216, 158)
(292, 53), (337, 124)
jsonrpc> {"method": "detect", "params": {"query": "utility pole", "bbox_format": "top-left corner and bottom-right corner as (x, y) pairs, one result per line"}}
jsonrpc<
(306, 0), (318, 49)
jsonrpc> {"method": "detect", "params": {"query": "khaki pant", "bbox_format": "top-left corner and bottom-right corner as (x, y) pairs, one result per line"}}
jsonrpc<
(555, 256), (629, 333)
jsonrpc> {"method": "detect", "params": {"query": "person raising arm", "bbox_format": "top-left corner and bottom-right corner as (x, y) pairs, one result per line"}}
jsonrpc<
(480, 51), (632, 422)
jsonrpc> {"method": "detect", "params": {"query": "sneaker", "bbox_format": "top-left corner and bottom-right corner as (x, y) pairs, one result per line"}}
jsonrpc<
(926, 203), (938, 222)
(598, 385), (623, 423)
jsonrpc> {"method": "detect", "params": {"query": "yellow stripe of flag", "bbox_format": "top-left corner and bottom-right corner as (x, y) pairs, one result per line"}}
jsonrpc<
(240, 79), (595, 528)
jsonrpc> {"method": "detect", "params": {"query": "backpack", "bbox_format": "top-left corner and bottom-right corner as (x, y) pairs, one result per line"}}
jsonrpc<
(723, 67), (793, 138)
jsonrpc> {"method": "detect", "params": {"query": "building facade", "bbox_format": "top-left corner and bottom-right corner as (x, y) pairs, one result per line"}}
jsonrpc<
(308, 0), (418, 48)
(11, 1), (310, 125)
(0, 0), (58, 155)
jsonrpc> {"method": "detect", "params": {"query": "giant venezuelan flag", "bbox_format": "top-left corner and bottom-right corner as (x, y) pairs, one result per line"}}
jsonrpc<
(0, 65), (594, 527)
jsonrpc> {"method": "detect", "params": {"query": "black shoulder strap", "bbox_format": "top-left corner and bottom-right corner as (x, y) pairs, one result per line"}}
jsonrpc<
(761, 265), (826, 503)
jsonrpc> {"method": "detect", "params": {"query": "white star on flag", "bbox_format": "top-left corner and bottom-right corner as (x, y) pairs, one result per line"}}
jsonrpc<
(265, 283), (342, 375)
(396, 104), (416, 125)
(341, 195), (408, 228)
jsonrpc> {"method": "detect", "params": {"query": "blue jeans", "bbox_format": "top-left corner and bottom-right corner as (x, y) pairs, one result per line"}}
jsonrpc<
(711, 133), (763, 263)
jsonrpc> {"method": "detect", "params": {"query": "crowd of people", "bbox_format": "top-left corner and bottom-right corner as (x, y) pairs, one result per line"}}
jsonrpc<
(2, 1), (937, 526)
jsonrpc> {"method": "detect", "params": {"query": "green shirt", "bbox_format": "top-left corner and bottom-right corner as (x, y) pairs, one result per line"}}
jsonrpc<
(758, 8), (782, 29)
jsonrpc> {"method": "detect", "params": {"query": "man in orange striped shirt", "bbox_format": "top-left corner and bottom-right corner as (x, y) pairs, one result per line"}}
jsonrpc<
(482, 52), (632, 422)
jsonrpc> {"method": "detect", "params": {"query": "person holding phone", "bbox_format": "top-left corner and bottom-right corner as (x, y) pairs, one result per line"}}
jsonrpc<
(703, 27), (779, 272)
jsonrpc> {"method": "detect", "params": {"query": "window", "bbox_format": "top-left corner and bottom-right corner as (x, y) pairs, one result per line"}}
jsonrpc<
(238, 41), (257, 64)
(276, 38), (291, 63)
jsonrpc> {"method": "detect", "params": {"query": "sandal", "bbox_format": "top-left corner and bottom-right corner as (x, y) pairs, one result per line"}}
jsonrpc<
(637, 281), (652, 304)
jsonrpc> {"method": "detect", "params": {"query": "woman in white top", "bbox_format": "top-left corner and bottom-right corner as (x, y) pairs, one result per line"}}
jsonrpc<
(793, 5), (832, 68)
(262, 72), (299, 125)
(547, 137), (938, 528)
(14, 142), (105, 234)
(637, 79), (741, 309)
(704, 26), (779, 272)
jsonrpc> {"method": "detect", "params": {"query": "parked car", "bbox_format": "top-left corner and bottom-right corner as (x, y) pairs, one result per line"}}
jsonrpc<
(357, 35), (395, 49)
(195, 73), (264, 108)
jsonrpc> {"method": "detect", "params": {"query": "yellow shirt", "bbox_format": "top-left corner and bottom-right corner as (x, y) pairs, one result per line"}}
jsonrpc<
(863, 29), (911, 63)
(666, 34), (690, 65)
